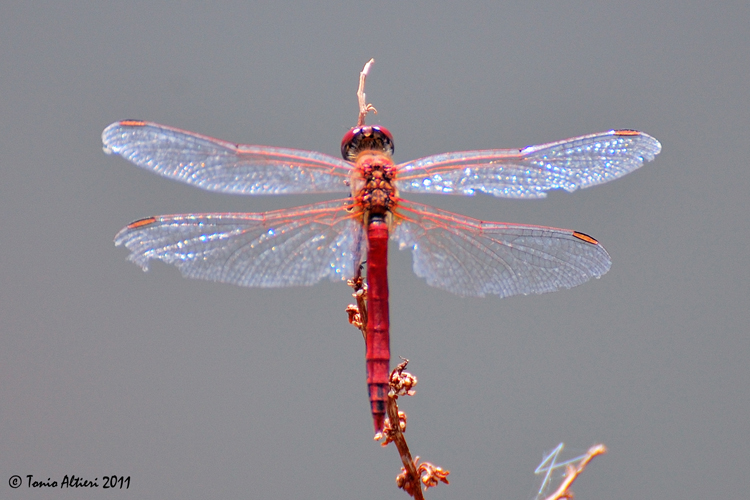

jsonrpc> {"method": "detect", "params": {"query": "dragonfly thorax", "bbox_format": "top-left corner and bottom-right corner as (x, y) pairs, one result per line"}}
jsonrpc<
(351, 150), (397, 217)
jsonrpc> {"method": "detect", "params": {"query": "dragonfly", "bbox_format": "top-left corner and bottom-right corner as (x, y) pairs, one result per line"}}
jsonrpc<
(104, 62), (661, 435)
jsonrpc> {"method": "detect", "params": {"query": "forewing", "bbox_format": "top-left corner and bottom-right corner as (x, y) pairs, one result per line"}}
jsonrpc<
(396, 130), (660, 198)
(392, 200), (611, 297)
(103, 121), (353, 195)
(114, 200), (363, 287)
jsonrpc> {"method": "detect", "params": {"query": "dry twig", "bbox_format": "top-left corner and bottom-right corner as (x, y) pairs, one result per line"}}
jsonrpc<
(381, 360), (450, 498)
(541, 444), (607, 500)
(357, 58), (377, 126)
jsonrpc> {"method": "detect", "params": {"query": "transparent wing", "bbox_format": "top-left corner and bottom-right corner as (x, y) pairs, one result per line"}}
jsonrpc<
(396, 130), (661, 198)
(392, 200), (611, 297)
(103, 120), (353, 195)
(114, 199), (364, 287)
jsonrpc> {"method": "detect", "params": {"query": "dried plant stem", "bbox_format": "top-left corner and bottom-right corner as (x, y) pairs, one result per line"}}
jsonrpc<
(357, 58), (377, 126)
(385, 363), (423, 500)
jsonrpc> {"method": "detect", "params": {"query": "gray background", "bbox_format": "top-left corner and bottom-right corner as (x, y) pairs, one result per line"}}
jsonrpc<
(2, 1), (747, 499)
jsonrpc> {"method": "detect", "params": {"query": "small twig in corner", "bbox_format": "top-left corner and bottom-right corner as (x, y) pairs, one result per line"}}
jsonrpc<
(543, 444), (606, 500)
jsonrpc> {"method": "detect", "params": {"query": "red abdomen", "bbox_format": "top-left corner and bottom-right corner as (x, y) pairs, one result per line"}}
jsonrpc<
(365, 217), (390, 435)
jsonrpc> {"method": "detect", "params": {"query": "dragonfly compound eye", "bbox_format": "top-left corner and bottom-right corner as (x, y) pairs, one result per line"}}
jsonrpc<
(341, 125), (394, 161)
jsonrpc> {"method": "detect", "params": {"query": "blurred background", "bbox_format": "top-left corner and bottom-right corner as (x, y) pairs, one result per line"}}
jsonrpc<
(1, 1), (748, 499)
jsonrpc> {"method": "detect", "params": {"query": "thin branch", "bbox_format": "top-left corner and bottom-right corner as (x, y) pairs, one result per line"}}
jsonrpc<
(384, 361), (423, 499)
(357, 58), (377, 126)
(382, 360), (449, 498)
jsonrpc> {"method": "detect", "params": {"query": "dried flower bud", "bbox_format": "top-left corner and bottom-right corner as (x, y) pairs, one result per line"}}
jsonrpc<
(418, 461), (450, 489)
(389, 369), (417, 397)
(345, 304), (362, 327)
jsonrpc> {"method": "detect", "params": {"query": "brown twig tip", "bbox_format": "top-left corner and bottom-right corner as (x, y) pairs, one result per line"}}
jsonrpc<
(388, 358), (418, 396)
(357, 58), (378, 127)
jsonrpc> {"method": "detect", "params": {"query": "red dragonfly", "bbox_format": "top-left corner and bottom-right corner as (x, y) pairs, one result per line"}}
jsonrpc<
(103, 66), (660, 435)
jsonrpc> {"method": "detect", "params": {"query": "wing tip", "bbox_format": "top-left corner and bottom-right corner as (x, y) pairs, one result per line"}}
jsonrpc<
(102, 119), (147, 136)
(126, 254), (151, 272)
(113, 217), (157, 246)
(613, 129), (662, 158)
(102, 120), (148, 153)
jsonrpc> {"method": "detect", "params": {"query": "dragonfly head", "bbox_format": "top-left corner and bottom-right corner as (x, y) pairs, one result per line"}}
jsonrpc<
(341, 125), (394, 161)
